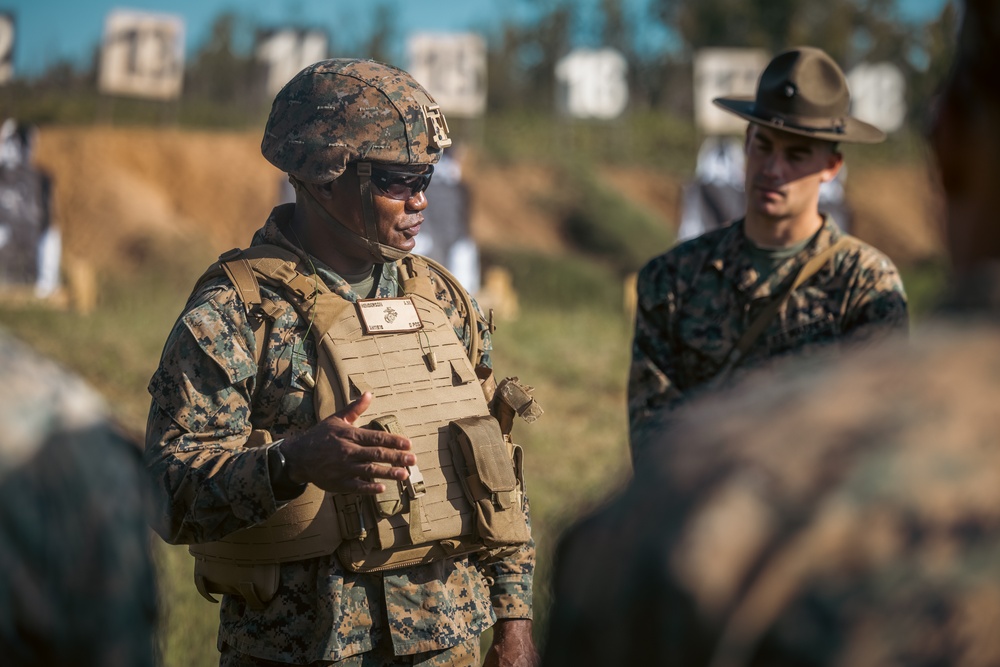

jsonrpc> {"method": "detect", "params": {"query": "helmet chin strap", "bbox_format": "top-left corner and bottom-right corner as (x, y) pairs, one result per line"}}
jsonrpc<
(355, 162), (410, 262)
(289, 169), (409, 265)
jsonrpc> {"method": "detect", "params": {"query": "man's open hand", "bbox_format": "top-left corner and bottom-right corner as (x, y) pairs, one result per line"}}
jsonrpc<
(279, 392), (414, 494)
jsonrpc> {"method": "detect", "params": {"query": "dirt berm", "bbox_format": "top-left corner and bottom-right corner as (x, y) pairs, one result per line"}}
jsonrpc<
(33, 126), (944, 279)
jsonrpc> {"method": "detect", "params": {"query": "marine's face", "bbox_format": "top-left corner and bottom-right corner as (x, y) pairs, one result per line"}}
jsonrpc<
(744, 124), (843, 223)
(325, 163), (430, 255)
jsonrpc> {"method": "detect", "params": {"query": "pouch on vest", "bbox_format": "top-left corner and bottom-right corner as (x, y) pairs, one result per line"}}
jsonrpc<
(193, 559), (279, 611)
(450, 415), (530, 547)
(333, 413), (485, 574)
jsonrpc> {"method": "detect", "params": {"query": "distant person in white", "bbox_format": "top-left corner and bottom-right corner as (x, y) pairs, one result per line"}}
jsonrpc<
(413, 149), (480, 293)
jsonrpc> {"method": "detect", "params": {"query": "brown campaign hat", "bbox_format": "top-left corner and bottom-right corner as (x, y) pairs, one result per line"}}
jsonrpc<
(713, 46), (886, 144)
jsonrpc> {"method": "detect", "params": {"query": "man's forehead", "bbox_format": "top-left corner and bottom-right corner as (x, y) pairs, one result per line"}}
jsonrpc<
(749, 123), (834, 151)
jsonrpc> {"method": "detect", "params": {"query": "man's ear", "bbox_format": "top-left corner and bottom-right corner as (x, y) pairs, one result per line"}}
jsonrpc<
(821, 150), (844, 182)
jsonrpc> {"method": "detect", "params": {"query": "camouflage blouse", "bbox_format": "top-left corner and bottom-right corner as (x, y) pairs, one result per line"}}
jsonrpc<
(629, 216), (908, 453)
(145, 206), (533, 663)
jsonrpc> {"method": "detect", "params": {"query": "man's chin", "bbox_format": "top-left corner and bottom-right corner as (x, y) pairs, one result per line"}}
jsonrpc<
(750, 203), (786, 220)
(393, 238), (417, 253)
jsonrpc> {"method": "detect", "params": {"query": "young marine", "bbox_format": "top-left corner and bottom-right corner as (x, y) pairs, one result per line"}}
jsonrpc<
(144, 59), (539, 666)
(629, 47), (908, 457)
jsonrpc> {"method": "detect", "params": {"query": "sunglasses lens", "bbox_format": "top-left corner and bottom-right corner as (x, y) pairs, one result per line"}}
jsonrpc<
(369, 166), (433, 200)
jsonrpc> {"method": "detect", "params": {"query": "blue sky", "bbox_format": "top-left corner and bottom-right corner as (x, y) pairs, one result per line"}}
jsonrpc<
(2, 0), (951, 79)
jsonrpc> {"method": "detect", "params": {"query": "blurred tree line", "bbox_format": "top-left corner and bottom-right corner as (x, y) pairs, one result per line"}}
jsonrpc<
(0, 0), (957, 135)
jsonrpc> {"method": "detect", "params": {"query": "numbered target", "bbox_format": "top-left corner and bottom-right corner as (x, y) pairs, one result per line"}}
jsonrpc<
(407, 33), (487, 118)
(98, 10), (184, 100)
(256, 29), (328, 98)
(0, 13), (14, 84)
(848, 62), (907, 134)
(555, 48), (629, 120)
(694, 48), (769, 135)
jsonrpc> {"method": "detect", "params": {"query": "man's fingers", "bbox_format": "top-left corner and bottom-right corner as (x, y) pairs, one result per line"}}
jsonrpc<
(350, 427), (412, 452)
(353, 446), (416, 468)
(328, 466), (411, 496)
(336, 391), (374, 425)
(358, 462), (410, 481)
(333, 479), (388, 495)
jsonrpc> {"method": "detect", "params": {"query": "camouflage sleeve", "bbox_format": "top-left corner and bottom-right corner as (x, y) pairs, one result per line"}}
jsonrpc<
(628, 257), (685, 454)
(841, 245), (909, 342)
(144, 285), (279, 545)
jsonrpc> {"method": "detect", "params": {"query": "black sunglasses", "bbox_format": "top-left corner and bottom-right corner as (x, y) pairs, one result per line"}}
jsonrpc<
(367, 164), (434, 201)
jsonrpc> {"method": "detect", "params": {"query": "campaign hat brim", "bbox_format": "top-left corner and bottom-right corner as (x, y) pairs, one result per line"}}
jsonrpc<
(713, 96), (886, 144)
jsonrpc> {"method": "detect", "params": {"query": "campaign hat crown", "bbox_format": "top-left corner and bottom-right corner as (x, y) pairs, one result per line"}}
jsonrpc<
(713, 46), (885, 144)
(261, 58), (452, 184)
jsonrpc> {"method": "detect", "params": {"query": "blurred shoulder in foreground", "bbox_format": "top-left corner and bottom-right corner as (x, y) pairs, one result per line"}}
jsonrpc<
(0, 329), (156, 667)
(546, 309), (1000, 666)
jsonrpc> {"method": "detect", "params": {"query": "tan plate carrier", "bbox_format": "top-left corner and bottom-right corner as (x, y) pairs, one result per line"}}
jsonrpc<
(188, 245), (536, 609)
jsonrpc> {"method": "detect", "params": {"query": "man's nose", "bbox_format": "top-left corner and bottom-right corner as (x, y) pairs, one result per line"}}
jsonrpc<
(759, 153), (787, 182)
(406, 190), (428, 211)
(762, 153), (782, 177)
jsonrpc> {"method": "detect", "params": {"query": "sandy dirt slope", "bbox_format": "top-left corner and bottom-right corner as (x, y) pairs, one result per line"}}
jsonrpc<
(35, 127), (284, 267)
(845, 163), (944, 264)
(32, 126), (943, 276)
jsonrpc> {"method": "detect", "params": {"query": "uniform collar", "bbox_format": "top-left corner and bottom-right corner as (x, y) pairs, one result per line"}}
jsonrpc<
(250, 204), (398, 302)
(708, 215), (843, 298)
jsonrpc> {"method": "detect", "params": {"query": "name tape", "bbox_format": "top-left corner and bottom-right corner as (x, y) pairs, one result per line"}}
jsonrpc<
(357, 298), (423, 334)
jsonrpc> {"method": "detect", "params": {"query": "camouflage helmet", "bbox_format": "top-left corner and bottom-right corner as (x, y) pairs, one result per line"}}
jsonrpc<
(261, 59), (452, 184)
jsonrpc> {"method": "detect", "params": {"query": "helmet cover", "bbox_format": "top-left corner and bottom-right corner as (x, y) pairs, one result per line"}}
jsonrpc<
(261, 59), (451, 184)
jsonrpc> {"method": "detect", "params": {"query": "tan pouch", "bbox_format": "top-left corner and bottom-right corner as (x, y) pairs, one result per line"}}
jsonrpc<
(450, 415), (530, 547)
(193, 558), (279, 610)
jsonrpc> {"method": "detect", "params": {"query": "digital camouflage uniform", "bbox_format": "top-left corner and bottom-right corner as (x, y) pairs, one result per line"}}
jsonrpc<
(0, 330), (156, 667)
(545, 267), (1000, 667)
(145, 206), (533, 665)
(629, 216), (907, 451)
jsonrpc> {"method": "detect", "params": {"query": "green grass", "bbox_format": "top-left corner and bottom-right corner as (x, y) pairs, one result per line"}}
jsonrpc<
(899, 258), (950, 325)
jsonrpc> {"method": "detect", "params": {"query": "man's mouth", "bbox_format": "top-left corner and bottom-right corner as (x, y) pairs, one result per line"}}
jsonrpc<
(401, 220), (423, 237)
(754, 184), (785, 198)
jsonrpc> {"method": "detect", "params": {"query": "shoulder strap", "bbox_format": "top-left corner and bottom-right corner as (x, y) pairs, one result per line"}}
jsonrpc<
(193, 245), (310, 367)
(720, 235), (854, 376)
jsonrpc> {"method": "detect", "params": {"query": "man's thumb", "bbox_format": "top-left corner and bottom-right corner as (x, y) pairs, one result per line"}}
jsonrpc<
(337, 391), (373, 425)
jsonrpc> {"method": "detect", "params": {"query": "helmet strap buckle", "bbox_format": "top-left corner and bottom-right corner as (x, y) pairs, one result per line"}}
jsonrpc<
(423, 104), (452, 149)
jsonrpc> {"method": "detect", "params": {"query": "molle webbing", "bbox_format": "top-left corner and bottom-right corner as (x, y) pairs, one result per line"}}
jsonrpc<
(316, 270), (497, 571)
